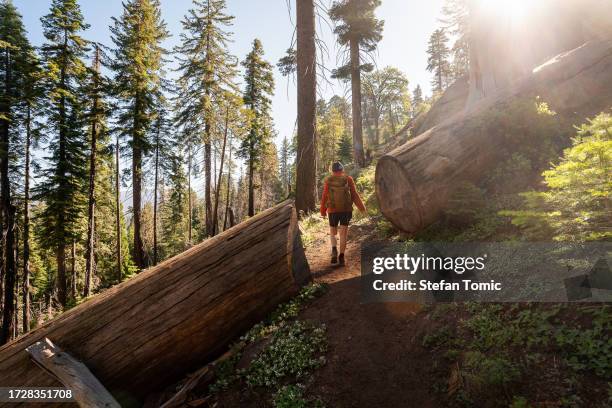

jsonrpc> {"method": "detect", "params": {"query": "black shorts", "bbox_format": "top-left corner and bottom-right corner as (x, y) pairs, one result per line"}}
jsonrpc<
(328, 211), (352, 227)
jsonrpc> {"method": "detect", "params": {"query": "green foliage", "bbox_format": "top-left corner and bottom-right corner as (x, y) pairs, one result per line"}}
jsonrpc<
(426, 28), (452, 92)
(463, 351), (521, 388)
(245, 320), (327, 387)
(502, 112), (612, 241)
(273, 385), (308, 408)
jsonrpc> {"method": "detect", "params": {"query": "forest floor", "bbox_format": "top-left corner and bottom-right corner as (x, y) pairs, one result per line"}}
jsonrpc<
(188, 216), (610, 408)
(295, 219), (439, 408)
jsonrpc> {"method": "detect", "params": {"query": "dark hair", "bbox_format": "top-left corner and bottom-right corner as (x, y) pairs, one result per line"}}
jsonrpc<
(332, 161), (344, 172)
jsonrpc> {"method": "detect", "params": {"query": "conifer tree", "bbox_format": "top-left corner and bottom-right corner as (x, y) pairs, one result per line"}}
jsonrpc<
(35, 0), (90, 308)
(161, 154), (189, 257)
(109, 0), (168, 270)
(174, 0), (237, 236)
(83, 44), (106, 297)
(279, 136), (292, 196)
(239, 39), (274, 217)
(440, 0), (470, 79)
(329, 0), (383, 168)
(0, 0), (34, 342)
(426, 28), (452, 92)
(412, 85), (423, 117)
(21, 41), (42, 333)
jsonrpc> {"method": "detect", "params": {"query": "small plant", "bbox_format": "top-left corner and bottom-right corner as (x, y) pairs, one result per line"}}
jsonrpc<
(273, 384), (308, 408)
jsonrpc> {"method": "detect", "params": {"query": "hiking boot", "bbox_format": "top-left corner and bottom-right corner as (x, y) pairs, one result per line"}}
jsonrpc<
(338, 253), (345, 266)
(331, 247), (338, 264)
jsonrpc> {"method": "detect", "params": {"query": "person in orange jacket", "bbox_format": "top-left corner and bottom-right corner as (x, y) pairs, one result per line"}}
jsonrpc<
(320, 162), (367, 265)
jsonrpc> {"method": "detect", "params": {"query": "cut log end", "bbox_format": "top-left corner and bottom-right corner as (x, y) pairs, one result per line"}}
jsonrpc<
(375, 155), (423, 233)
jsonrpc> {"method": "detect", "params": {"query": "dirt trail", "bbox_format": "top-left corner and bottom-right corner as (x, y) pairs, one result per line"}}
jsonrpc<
(301, 221), (439, 408)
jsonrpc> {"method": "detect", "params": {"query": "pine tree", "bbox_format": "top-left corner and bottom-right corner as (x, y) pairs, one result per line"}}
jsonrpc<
(279, 136), (292, 196)
(329, 0), (383, 168)
(83, 44), (106, 297)
(440, 0), (470, 79)
(161, 154), (189, 257)
(35, 0), (90, 309)
(21, 43), (42, 333)
(151, 102), (172, 264)
(426, 29), (452, 93)
(109, 0), (168, 270)
(239, 39), (274, 217)
(174, 0), (237, 237)
(0, 0), (34, 343)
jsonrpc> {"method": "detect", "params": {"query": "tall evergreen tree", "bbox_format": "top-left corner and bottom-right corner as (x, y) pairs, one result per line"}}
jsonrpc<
(0, 0), (33, 342)
(440, 0), (470, 79)
(109, 0), (168, 269)
(83, 44), (105, 297)
(21, 40), (42, 334)
(279, 136), (292, 196)
(35, 0), (90, 308)
(239, 39), (274, 217)
(174, 0), (237, 236)
(426, 28), (452, 92)
(329, 0), (383, 168)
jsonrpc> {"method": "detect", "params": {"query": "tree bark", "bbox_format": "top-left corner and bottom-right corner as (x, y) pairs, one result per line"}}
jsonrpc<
(70, 240), (76, 300)
(213, 107), (229, 236)
(132, 91), (146, 270)
(349, 38), (365, 167)
(295, 0), (318, 214)
(247, 131), (255, 217)
(223, 137), (233, 232)
(0, 200), (311, 407)
(376, 39), (612, 233)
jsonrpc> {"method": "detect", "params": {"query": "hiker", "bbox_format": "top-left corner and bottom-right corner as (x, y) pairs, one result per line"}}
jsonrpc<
(320, 162), (367, 266)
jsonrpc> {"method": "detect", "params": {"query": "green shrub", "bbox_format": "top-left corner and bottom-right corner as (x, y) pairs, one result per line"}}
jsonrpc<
(502, 112), (612, 241)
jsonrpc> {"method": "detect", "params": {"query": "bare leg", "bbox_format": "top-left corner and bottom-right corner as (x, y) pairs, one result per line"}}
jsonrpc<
(339, 225), (348, 254)
(329, 226), (338, 249)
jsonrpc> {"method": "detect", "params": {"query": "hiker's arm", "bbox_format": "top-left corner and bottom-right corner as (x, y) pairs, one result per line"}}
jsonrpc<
(320, 182), (329, 217)
(348, 177), (367, 213)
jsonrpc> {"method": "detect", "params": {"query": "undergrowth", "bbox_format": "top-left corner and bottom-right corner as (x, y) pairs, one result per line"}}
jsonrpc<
(209, 282), (329, 407)
(424, 303), (612, 407)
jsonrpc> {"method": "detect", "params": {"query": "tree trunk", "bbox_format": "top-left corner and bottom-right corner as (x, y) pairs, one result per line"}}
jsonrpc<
(295, 0), (318, 214)
(153, 130), (160, 265)
(23, 106), (31, 333)
(70, 240), (76, 300)
(376, 39), (612, 233)
(0, 48), (16, 345)
(115, 135), (122, 282)
(84, 46), (101, 297)
(247, 133), (255, 217)
(132, 91), (146, 270)
(204, 121), (213, 236)
(213, 107), (229, 236)
(223, 137), (233, 232)
(349, 38), (365, 167)
(0, 200), (311, 407)
(187, 142), (192, 244)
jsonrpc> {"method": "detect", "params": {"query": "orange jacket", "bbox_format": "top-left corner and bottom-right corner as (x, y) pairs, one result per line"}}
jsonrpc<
(320, 172), (366, 216)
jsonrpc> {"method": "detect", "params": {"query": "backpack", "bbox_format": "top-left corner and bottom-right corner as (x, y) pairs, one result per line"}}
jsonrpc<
(326, 175), (353, 212)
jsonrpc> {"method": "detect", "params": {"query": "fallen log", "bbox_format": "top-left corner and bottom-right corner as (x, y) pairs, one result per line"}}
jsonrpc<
(375, 39), (612, 233)
(0, 200), (310, 407)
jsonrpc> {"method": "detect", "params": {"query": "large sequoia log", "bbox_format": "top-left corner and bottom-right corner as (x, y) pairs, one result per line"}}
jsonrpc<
(0, 200), (310, 407)
(376, 39), (612, 233)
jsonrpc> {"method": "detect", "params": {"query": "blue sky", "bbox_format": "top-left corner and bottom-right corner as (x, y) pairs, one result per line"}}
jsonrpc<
(13, 0), (444, 145)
